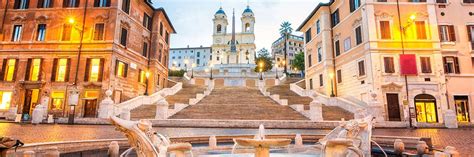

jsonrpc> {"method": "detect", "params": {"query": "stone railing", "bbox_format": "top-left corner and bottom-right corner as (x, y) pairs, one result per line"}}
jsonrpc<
(113, 80), (183, 119)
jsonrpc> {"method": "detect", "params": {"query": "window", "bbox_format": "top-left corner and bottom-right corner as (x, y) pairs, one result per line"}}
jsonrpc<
(156, 74), (160, 86)
(165, 32), (169, 44)
(138, 70), (146, 84)
(245, 23), (251, 32)
(11, 25), (22, 41)
(420, 57), (432, 73)
(13, 0), (29, 9)
(94, 0), (109, 7)
(37, 0), (52, 8)
(121, 0), (130, 14)
(36, 24), (46, 41)
(436, 0), (447, 3)
(159, 22), (163, 36)
(84, 58), (103, 82)
(115, 60), (128, 78)
(307, 54), (312, 67)
(350, 0), (361, 12)
(454, 96), (470, 122)
(63, 0), (79, 7)
(380, 21), (391, 39)
(438, 25), (456, 42)
(52, 58), (70, 82)
(93, 23), (105, 40)
(377, 0), (387, 2)
(309, 78), (313, 89)
(344, 37), (351, 51)
(305, 28), (311, 43)
(319, 74), (323, 86)
(464, 0), (474, 3)
(62, 24), (72, 41)
(317, 47), (322, 62)
(26, 58), (42, 81)
(143, 13), (152, 31)
(415, 21), (427, 40)
(358, 60), (365, 76)
(316, 20), (321, 34)
(120, 27), (128, 46)
(1, 59), (17, 81)
(355, 26), (362, 45)
(0, 91), (13, 110)
(142, 42), (148, 57)
(383, 57), (395, 73)
(197, 59), (200, 65)
(337, 70), (342, 83)
(217, 24), (222, 33)
(468, 25), (474, 49)
(49, 91), (65, 110)
(410, 0), (426, 2)
(197, 52), (201, 57)
(331, 9), (340, 27)
(334, 40), (341, 56)
(443, 56), (460, 74)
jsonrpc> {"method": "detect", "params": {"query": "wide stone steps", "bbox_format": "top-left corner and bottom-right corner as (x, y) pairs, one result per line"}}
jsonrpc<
(267, 77), (354, 121)
(130, 80), (206, 120)
(169, 87), (309, 120)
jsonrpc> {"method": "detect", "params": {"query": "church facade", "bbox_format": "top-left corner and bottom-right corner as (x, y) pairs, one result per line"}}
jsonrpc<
(211, 6), (256, 65)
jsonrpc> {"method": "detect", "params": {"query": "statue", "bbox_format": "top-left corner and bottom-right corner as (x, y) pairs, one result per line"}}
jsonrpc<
(110, 116), (192, 157)
(98, 90), (115, 118)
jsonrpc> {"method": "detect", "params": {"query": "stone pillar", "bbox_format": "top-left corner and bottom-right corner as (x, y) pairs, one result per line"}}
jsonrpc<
(309, 101), (323, 121)
(155, 100), (169, 119)
(6, 107), (18, 120)
(295, 134), (303, 147)
(44, 147), (60, 157)
(31, 97), (48, 124)
(367, 101), (384, 122)
(98, 90), (115, 119)
(108, 141), (120, 157)
(209, 136), (217, 149)
(444, 110), (458, 128)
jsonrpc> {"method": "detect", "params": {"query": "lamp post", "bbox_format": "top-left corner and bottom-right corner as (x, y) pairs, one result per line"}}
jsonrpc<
(191, 63), (196, 78)
(144, 71), (150, 96)
(258, 61), (264, 80)
(275, 62), (279, 79)
(68, 87), (79, 124)
(209, 63), (214, 80)
(184, 59), (189, 71)
(329, 73), (335, 97)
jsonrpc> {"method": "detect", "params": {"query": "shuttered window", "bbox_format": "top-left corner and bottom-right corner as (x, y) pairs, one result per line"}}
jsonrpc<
(25, 58), (42, 81)
(420, 57), (432, 73)
(334, 40), (341, 56)
(383, 57), (395, 73)
(62, 24), (72, 41)
(63, 0), (79, 8)
(13, 0), (29, 9)
(120, 28), (128, 46)
(1, 59), (18, 81)
(415, 21), (427, 40)
(467, 25), (474, 49)
(93, 23), (105, 40)
(94, 0), (110, 7)
(439, 25), (456, 42)
(143, 13), (152, 31)
(115, 60), (128, 78)
(84, 58), (104, 82)
(355, 26), (362, 45)
(142, 42), (149, 57)
(358, 60), (365, 76)
(51, 58), (70, 82)
(443, 56), (460, 74)
(121, 0), (130, 14)
(37, 0), (52, 8)
(380, 21), (391, 39)
(319, 74), (323, 87)
(337, 70), (342, 83)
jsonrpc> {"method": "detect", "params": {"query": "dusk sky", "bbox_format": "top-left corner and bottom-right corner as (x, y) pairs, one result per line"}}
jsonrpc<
(155, 0), (328, 50)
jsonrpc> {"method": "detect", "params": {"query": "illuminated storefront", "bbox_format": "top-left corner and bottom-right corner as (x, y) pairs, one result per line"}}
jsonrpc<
(454, 96), (470, 122)
(415, 94), (438, 123)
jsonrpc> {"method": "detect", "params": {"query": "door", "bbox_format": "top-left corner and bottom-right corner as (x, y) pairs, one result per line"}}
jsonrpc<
(414, 94), (438, 123)
(454, 96), (470, 122)
(83, 99), (98, 117)
(386, 93), (401, 121)
(22, 89), (40, 120)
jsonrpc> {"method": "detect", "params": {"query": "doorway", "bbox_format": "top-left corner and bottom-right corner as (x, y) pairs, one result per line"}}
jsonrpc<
(83, 99), (97, 117)
(22, 89), (40, 119)
(414, 94), (438, 123)
(454, 96), (470, 122)
(386, 93), (401, 121)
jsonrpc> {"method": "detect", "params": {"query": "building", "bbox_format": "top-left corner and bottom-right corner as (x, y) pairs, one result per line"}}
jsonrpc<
(297, 0), (474, 126)
(211, 6), (256, 65)
(0, 0), (175, 119)
(271, 34), (304, 73)
(169, 46), (212, 70)
(435, 1), (474, 123)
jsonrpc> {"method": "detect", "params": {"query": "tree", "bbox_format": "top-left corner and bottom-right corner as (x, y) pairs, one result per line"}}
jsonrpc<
(292, 51), (305, 76)
(254, 48), (273, 72)
(279, 21), (293, 74)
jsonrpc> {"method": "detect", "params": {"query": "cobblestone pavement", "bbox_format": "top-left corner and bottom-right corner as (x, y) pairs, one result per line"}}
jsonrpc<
(1, 123), (473, 155)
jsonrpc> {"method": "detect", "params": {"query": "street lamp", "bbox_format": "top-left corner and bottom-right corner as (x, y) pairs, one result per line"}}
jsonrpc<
(68, 86), (79, 124)
(259, 68), (263, 80)
(209, 63), (214, 80)
(329, 73), (335, 97)
(67, 15), (86, 123)
(275, 62), (279, 79)
(144, 71), (150, 96)
(258, 61), (264, 80)
(191, 63), (196, 78)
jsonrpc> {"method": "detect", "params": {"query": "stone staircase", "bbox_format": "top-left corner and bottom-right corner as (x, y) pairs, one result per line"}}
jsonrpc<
(169, 87), (309, 120)
(267, 77), (354, 121)
(130, 80), (206, 120)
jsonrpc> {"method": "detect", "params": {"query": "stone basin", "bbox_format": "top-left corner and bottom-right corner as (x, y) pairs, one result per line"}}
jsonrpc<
(233, 138), (292, 157)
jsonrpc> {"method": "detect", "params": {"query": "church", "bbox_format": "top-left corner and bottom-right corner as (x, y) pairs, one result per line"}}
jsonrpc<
(211, 6), (256, 65)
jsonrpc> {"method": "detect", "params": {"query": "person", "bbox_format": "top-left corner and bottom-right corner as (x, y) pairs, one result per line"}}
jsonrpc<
(0, 137), (24, 156)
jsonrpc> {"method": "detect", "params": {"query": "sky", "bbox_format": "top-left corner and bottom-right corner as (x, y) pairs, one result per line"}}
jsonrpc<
(154, 0), (329, 50)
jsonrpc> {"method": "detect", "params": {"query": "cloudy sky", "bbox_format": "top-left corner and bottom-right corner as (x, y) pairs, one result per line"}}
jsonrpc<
(155, 0), (328, 50)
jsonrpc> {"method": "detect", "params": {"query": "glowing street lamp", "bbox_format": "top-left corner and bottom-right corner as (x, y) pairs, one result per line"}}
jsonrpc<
(329, 72), (335, 97)
(144, 71), (150, 96)
(68, 17), (76, 24)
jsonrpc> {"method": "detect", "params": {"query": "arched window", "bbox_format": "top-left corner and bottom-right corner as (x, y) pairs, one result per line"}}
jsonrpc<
(245, 23), (251, 32)
(217, 24), (222, 33)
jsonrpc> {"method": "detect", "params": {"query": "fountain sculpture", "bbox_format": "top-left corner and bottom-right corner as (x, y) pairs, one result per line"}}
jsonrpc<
(233, 124), (292, 157)
(110, 116), (192, 157)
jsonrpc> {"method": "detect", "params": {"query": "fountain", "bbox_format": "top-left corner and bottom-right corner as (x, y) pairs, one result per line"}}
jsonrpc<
(232, 124), (292, 157)
(109, 116), (193, 157)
